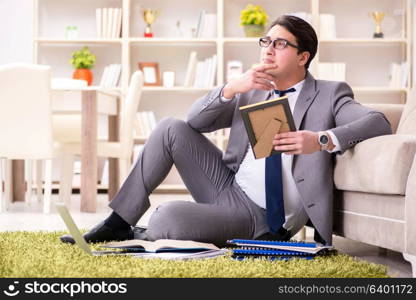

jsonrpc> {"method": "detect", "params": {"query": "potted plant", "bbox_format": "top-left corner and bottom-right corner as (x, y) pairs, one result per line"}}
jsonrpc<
(69, 46), (96, 85)
(240, 4), (268, 37)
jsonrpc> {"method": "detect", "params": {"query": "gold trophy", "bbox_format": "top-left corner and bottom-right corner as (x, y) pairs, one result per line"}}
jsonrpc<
(370, 11), (385, 38)
(143, 9), (160, 38)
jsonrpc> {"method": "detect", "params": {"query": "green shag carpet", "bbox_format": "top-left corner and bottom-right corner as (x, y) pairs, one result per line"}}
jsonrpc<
(0, 231), (388, 278)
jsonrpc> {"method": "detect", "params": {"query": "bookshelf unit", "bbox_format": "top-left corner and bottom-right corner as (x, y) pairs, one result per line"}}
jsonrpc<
(33, 0), (413, 192)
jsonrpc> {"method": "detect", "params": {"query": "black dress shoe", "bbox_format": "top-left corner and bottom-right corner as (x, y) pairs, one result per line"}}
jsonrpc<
(59, 221), (134, 244)
(255, 227), (291, 241)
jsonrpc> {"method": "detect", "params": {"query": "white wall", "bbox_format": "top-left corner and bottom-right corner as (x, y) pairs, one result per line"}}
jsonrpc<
(0, 0), (33, 64)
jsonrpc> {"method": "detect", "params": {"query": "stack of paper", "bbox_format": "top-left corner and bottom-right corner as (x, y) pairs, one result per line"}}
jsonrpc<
(99, 64), (122, 88)
(96, 7), (122, 38)
(227, 239), (333, 260)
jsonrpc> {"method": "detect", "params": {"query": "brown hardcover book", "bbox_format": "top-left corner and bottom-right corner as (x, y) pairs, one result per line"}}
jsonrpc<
(239, 96), (296, 159)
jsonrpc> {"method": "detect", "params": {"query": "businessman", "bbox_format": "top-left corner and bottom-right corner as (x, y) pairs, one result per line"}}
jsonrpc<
(61, 15), (392, 246)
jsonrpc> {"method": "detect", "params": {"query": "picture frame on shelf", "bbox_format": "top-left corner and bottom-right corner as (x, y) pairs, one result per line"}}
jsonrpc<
(138, 62), (161, 86)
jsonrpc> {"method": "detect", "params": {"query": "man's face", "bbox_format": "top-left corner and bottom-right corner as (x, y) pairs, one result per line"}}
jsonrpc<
(260, 25), (306, 78)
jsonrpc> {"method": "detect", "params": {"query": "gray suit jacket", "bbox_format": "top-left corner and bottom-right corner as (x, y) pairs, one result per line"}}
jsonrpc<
(186, 72), (392, 244)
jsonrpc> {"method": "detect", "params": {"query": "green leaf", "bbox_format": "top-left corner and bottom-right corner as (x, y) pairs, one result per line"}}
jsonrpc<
(69, 46), (96, 69)
(240, 3), (268, 26)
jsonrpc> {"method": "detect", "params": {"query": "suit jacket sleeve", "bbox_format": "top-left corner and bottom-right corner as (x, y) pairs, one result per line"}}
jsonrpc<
(329, 82), (393, 153)
(186, 84), (237, 133)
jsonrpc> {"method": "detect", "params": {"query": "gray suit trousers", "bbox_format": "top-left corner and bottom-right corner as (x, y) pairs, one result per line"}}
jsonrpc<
(109, 117), (268, 245)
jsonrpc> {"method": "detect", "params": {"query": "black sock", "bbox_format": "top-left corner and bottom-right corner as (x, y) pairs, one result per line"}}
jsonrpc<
(104, 211), (131, 231)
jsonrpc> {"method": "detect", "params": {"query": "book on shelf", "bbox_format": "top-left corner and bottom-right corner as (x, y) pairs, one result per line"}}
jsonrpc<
(195, 10), (205, 38)
(184, 51), (198, 87)
(200, 13), (217, 38)
(99, 64), (121, 88)
(101, 8), (108, 38)
(134, 111), (157, 138)
(317, 62), (346, 82)
(389, 62), (408, 88)
(195, 11), (217, 38)
(191, 54), (217, 88)
(95, 8), (102, 38)
(208, 55), (218, 87)
(193, 61), (203, 88)
(96, 7), (122, 38)
(319, 14), (337, 39)
(239, 96), (296, 159)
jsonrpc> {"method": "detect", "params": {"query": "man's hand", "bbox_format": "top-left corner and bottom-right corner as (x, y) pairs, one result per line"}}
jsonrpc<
(222, 64), (277, 99)
(272, 130), (325, 155)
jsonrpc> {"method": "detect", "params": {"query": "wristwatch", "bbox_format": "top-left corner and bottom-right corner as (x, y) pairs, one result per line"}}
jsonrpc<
(318, 131), (330, 151)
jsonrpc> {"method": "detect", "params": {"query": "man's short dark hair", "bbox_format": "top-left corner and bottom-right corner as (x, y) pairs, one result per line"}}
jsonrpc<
(269, 15), (318, 69)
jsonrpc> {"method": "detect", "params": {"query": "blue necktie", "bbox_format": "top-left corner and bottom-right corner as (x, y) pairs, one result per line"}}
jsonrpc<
(265, 87), (296, 234)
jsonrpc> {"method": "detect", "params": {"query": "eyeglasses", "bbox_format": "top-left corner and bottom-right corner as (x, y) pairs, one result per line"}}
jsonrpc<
(259, 37), (300, 50)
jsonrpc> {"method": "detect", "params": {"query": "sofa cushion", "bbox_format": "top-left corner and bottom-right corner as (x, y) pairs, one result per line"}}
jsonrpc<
(334, 134), (416, 195)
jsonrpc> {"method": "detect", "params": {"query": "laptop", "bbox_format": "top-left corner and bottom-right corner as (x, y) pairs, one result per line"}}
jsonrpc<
(55, 203), (129, 256)
(55, 203), (227, 260)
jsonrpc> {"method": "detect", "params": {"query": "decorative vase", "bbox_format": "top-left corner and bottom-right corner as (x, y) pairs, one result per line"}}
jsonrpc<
(243, 24), (265, 37)
(73, 68), (93, 85)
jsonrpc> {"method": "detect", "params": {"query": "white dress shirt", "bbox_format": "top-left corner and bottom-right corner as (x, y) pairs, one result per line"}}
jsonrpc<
(224, 80), (340, 234)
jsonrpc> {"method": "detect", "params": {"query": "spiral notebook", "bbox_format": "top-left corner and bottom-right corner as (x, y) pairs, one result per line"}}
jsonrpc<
(227, 239), (333, 260)
(231, 248), (315, 261)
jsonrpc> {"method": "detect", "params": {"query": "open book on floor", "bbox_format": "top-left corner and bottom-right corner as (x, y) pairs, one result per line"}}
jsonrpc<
(128, 249), (228, 260)
(56, 202), (227, 260)
(101, 239), (228, 260)
(101, 239), (220, 253)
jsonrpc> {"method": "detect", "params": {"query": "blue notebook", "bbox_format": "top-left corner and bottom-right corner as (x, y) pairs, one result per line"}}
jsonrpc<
(227, 239), (333, 261)
(227, 239), (332, 255)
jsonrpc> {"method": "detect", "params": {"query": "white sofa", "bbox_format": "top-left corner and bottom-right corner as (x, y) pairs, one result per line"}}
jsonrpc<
(333, 90), (416, 277)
